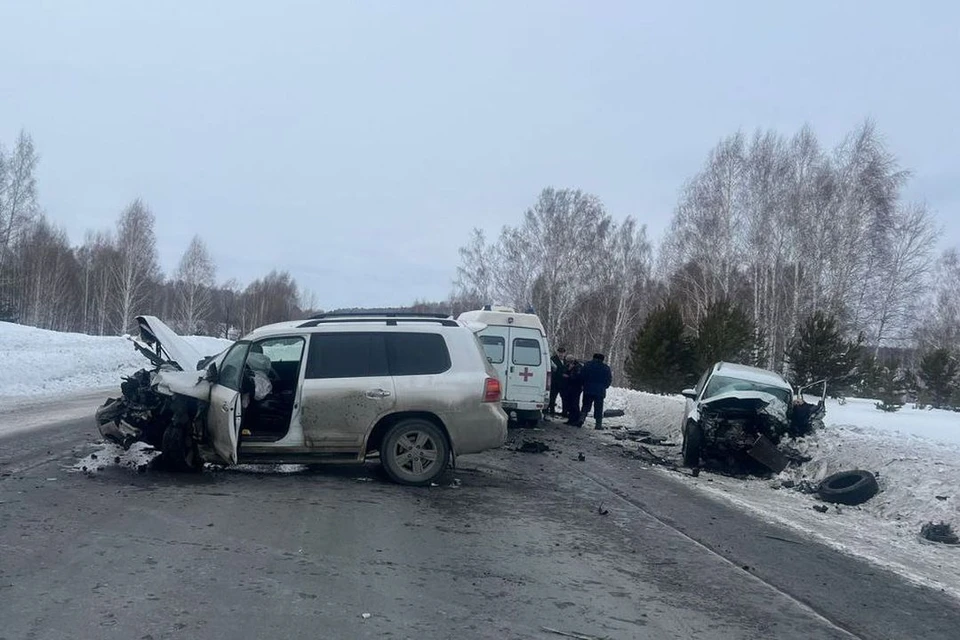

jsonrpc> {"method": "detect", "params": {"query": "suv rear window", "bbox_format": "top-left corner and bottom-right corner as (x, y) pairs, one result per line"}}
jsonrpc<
(512, 338), (542, 366)
(387, 333), (451, 376)
(305, 333), (389, 379)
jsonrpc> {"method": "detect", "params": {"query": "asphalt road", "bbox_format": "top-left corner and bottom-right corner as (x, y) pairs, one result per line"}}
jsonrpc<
(2, 396), (960, 640)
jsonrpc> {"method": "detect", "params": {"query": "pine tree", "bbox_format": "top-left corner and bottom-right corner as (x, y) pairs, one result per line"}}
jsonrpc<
(918, 348), (959, 409)
(874, 360), (905, 412)
(693, 299), (756, 371)
(785, 311), (864, 394)
(626, 301), (695, 394)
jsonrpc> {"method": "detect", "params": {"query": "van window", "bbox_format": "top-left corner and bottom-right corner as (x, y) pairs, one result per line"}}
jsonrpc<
(305, 333), (389, 379)
(512, 338), (542, 366)
(387, 333), (451, 376)
(479, 335), (505, 364)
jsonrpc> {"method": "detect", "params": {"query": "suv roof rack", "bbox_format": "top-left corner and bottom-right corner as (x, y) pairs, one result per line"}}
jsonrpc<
(308, 311), (451, 320)
(298, 316), (459, 328)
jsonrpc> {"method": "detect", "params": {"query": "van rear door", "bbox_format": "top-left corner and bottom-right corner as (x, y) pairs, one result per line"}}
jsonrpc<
(507, 328), (547, 405)
(477, 326), (510, 387)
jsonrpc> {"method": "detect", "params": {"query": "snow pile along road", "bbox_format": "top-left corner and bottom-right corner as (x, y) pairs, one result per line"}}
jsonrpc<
(598, 389), (960, 599)
(0, 321), (232, 400)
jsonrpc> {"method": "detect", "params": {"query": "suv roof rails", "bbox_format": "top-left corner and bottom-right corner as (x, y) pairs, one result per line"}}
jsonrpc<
(309, 311), (451, 320)
(298, 317), (460, 328)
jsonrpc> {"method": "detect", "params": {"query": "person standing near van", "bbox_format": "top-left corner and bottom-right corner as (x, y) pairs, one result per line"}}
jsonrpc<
(548, 347), (567, 416)
(563, 355), (583, 425)
(578, 353), (613, 430)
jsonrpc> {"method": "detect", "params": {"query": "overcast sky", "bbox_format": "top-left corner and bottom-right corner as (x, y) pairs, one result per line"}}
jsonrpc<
(1, 1), (957, 309)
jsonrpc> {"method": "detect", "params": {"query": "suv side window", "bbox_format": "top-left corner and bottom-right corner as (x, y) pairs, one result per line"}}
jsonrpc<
(218, 342), (251, 391)
(305, 333), (389, 379)
(512, 338), (542, 366)
(387, 333), (451, 376)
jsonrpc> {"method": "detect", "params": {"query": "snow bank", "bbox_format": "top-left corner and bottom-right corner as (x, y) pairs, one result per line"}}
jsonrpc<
(600, 388), (960, 598)
(0, 321), (232, 400)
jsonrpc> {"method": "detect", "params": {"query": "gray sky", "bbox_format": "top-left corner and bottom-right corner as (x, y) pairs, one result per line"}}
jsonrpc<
(1, 1), (958, 309)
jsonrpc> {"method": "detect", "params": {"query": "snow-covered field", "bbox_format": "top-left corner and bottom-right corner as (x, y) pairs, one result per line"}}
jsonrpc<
(597, 388), (960, 598)
(0, 321), (232, 400)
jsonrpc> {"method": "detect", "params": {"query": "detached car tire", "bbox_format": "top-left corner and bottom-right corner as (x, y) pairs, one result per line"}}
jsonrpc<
(682, 421), (702, 468)
(817, 470), (879, 505)
(161, 426), (203, 473)
(381, 419), (449, 486)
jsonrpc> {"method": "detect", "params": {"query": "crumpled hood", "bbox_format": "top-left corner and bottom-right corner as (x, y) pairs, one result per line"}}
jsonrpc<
(701, 390), (789, 423)
(135, 315), (203, 371)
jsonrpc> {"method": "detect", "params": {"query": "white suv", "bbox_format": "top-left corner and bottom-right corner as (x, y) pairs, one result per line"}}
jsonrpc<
(97, 313), (509, 485)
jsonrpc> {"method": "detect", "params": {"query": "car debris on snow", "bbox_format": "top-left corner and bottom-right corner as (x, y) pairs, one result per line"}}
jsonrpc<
(516, 440), (550, 453)
(813, 504), (829, 513)
(920, 522), (960, 545)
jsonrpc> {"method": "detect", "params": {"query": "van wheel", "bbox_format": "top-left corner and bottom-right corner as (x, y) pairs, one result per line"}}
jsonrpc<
(381, 419), (449, 486)
(682, 421), (702, 468)
(162, 426), (203, 473)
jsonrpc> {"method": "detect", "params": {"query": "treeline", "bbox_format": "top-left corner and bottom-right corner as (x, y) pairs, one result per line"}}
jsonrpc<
(454, 121), (958, 401)
(0, 131), (309, 337)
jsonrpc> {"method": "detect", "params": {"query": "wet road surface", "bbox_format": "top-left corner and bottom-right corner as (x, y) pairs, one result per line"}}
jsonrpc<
(2, 397), (960, 639)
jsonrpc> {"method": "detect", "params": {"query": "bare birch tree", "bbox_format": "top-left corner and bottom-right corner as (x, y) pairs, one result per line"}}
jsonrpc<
(113, 199), (161, 334)
(174, 235), (216, 334)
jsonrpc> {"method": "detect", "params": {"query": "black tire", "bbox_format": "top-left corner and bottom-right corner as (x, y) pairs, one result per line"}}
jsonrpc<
(381, 419), (449, 486)
(818, 470), (879, 505)
(682, 421), (702, 468)
(161, 426), (203, 473)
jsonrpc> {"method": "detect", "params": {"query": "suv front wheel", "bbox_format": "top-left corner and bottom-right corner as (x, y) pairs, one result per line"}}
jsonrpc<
(681, 421), (702, 468)
(381, 419), (449, 486)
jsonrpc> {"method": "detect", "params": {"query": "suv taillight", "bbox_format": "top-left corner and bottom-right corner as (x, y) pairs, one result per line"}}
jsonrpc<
(483, 377), (502, 403)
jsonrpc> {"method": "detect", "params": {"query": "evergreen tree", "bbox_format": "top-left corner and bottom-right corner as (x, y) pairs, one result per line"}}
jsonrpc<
(626, 301), (695, 394)
(918, 348), (959, 409)
(693, 299), (756, 371)
(874, 359), (905, 412)
(785, 311), (864, 394)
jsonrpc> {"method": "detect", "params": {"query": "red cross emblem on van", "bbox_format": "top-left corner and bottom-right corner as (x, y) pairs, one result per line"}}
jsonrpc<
(519, 367), (533, 382)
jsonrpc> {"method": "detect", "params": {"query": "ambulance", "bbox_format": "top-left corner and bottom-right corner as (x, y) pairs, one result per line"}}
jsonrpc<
(457, 306), (550, 426)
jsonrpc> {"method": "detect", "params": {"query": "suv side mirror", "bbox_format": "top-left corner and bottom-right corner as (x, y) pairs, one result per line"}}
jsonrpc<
(206, 362), (219, 383)
(681, 388), (697, 400)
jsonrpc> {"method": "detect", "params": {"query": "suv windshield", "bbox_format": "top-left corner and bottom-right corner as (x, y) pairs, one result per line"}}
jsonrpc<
(702, 375), (791, 406)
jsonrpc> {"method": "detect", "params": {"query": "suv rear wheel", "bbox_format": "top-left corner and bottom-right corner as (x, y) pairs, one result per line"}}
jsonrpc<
(381, 419), (449, 486)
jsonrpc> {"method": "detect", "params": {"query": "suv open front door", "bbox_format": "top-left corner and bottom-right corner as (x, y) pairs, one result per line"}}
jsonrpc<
(205, 342), (251, 465)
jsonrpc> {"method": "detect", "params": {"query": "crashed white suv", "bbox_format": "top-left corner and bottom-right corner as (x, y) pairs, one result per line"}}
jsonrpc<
(96, 314), (509, 485)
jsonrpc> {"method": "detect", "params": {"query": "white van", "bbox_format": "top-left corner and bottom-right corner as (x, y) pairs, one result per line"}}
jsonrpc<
(457, 306), (550, 426)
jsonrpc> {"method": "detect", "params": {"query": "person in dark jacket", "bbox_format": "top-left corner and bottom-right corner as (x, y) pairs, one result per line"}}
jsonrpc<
(562, 355), (583, 425)
(578, 353), (613, 429)
(548, 347), (567, 416)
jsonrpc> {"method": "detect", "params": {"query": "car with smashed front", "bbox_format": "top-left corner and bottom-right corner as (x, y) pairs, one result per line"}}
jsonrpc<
(96, 313), (509, 485)
(679, 362), (825, 474)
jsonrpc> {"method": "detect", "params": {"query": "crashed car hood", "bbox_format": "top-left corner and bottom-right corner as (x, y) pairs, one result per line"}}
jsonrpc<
(135, 315), (203, 371)
(700, 390), (788, 422)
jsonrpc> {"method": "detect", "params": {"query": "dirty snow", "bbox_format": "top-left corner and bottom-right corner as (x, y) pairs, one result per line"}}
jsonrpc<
(73, 441), (161, 473)
(0, 321), (231, 400)
(596, 389), (960, 599)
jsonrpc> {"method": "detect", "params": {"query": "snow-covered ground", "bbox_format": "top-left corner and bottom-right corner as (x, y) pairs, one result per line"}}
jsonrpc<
(0, 321), (231, 400)
(597, 388), (960, 599)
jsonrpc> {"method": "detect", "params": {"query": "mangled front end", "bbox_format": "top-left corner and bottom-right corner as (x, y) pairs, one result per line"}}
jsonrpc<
(95, 316), (218, 467)
(697, 391), (823, 474)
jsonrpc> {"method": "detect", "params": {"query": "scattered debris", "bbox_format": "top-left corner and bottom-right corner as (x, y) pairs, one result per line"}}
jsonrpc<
(795, 479), (819, 494)
(764, 534), (802, 545)
(781, 479), (796, 489)
(516, 440), (550, 454)
(920, 522), (959, 545)
(746, 435), (789, 474)
(637, 435), (669, 446)
(936, 495), (949, 501)
(627, 429), (651, 438)
(361, 612), (372, 620)
(817, 470), (879, 505)
(602, 409), (626, 418)
(813, 504), (829, 513)
(540, 627), (606, 640)
(577, 452), (585, 462)
(597, 502), (609, 516)
(691, 467), (700, 477)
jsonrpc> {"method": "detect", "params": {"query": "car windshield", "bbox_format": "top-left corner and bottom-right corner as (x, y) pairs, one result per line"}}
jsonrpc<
(702, 375), (791, 406)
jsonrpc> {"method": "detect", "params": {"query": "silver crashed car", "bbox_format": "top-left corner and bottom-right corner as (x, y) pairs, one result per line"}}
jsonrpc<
(97, 313), (509, 485)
